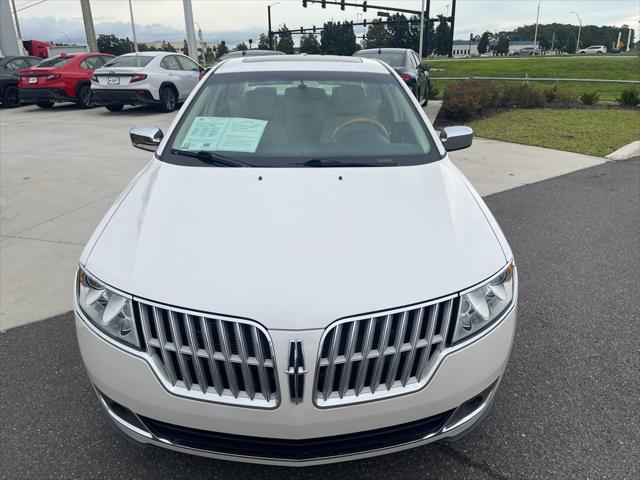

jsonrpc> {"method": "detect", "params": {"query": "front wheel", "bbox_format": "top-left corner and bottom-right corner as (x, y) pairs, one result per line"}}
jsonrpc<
(77, 85), (95, 109)
(159, 87), (177, 113)
(36, 100), (55, 109)
(105, 103), (124, 112)
(3, 86), (21, 108)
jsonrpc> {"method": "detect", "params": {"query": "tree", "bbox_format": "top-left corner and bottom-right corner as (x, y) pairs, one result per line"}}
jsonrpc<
(434, 17), (451, 55)
(478, 31), (490, 54)
(257, 33), (270, 50)
(160, 40), (176, 52)
(496, 35), (510, 55)
(387, 14), (412, 49)
(215, 41), (229, 59)
(299, 34), (321, 54)
(364, 19), (393, 48)
(564, 31), (577, 53)
(97, 34), (131, 55)
(276, 24), (295, 54)
(236, 42), (248, 51)
(321, 21), (358, 56)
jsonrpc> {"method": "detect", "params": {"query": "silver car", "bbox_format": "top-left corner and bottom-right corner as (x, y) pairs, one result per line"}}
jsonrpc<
(91, 51), (204, 112)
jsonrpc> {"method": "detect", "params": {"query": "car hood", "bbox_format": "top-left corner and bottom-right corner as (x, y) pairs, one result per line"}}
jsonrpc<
(85, 159), (507, 330)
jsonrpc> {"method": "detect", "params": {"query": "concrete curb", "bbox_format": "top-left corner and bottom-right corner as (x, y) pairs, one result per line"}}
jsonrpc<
(606, 140), (640, 161)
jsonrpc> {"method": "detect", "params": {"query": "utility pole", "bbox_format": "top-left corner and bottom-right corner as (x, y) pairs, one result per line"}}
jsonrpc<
(182, 0), (198, 60)
(10, 0), (22, 39)
(551, 31), (555, 52)
(80, 0), (98, 52)
(268, 2), (281, 50)
(128, 0), (138, 53)
(448, 0), (456, 58)
(533, 0), (541, 55)
(418, 0), (425, 60)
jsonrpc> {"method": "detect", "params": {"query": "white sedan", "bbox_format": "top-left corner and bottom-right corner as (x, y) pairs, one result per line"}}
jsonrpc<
(91, 51), (203, 112)
(578, 45), (607, 54)
(75, 55), (517, 466)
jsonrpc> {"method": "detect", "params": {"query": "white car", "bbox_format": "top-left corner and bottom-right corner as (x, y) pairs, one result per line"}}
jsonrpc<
(75, 55), (517, 466)
(578, 45), (607, 54)
(91, 51), (203, 112)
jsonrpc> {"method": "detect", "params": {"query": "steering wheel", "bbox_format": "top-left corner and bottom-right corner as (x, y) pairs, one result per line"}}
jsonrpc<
(330, 116), (390, 142)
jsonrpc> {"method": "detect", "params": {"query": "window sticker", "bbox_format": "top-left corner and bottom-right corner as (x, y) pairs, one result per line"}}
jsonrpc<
(180, 117), (267, 153)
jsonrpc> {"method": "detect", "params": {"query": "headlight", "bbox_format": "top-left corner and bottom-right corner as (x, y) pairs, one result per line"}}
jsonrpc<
(452, 262), (515, 343)
(76, 267), (140, 349)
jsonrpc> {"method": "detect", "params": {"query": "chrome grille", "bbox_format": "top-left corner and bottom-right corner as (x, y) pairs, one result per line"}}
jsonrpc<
(315, 297), (455, 407)
(136, 300), (279, 408)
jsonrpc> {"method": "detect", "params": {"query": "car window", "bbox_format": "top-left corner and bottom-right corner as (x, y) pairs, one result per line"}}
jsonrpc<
(176, 56), (200, 71)
(103, 55), (154, 68)
(81, 56), (106, 69)
(161, 55), (182, 70)
(164, 71), (439, 168)
(355, 51), (406, 68)
(6, 59), (27, 71)
(26, 57), (42, 67)
(36, 56), (74, 68)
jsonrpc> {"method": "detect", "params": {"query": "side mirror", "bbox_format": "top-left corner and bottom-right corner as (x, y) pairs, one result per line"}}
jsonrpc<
(440, 126), (473, 152)
(130, 125), (163, 152)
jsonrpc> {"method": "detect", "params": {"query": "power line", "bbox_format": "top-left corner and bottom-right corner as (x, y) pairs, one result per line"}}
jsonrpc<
(12, 0), (48, 13)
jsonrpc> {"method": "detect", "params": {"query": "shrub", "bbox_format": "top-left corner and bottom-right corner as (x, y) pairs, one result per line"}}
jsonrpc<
(428, 81), (440, 99)
(441, 80), (500, 120)
(617, 88), (640, 106)
(544, 85), (579, 105)
(502, 84), (545, 108)
(579, 91), (600, 106)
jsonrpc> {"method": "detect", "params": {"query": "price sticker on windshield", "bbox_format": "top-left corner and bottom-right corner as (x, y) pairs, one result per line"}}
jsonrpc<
(180, 117), (267, 153)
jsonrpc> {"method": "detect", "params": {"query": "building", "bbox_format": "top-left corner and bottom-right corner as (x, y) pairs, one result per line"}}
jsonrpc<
(451, 39), (540, 56)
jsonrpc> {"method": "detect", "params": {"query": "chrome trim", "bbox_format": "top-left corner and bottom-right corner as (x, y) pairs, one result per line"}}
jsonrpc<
(442, 380), (500, 433)
(94, 387), (153, 440)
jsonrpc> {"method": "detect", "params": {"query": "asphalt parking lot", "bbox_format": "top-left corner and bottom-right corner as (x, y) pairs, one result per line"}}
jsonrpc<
(2, 155), (638, 479)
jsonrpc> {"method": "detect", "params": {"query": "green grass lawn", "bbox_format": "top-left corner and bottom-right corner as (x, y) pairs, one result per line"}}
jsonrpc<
(427, 56), (640, 102)
(467, 109), (640, 157)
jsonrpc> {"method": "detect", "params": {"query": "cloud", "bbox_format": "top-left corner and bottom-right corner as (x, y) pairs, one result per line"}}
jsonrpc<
(19, 16), (264, 45)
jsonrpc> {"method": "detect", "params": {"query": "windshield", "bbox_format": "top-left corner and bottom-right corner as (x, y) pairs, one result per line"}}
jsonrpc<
(356, 51), (405, 67)
(37, 56), (74, 68)
(103, 55), (153, 68)
(164, 71), (438, 168)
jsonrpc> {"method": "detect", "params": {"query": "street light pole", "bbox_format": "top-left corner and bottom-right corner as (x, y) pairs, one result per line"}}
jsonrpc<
(570, 11), (582, 53)
(128, 0), (138, 53)
(268, 2), (280, 50)
(79, 0), (98, 52)
(182, 0), (198, 60)
(418, 0), (426, 60)
(533, 0), (541, 54)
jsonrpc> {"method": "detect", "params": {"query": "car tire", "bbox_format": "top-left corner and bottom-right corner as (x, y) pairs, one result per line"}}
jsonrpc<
(159, 86), (177, 113)
(105, 104), (124, 112)
(2, 86), (21, 108)
(36, 101), (55, 109)
(77, 84), (95, 109)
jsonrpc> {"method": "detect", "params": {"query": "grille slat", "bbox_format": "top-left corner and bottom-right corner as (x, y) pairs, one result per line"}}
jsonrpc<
(137, 300), (278, 408)
(316, 297), (454, 406)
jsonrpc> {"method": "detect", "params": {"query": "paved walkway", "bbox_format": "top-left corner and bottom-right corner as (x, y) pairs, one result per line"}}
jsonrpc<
(0, 103), (606, 330)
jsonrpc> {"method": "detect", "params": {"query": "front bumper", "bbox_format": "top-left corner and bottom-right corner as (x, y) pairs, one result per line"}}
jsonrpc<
(91, 88), (157, 105)
(76, 304), (516, 466)
(19, 87), (73, 103)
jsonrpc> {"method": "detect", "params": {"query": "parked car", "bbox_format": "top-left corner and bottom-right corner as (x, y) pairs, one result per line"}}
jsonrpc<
(18, 52), (113, 108)
(217, 49), (286, 62)
(91, 52), (204, 112)
(0, 55), (42, 107)
(578, 45), (607, 54)
(75, 55), (517, 466)
(353, 48), (429, 105)
(514, 47), (539, 56)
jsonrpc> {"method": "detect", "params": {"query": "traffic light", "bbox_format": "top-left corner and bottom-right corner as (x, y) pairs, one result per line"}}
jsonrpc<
(362, 1), (367, 12)
(340, 0), (345, 11)
(363, 18), (367, 26)
(321, 0), (326, 8)
(313, 25), (317, 33)
(302, 0), (307, 7)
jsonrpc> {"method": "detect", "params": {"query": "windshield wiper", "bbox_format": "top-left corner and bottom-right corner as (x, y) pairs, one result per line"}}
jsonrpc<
(170, 149), (253, 168)
(300, 158), (396, 168)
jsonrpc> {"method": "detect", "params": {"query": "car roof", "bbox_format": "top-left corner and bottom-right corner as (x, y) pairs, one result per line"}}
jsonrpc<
(116, 51), (174, 57)
(215, 54), (389, 74)
(356, 48), (411, 54)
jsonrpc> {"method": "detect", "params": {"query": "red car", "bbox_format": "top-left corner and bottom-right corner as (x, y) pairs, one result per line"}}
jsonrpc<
(18, 52), (114, 109)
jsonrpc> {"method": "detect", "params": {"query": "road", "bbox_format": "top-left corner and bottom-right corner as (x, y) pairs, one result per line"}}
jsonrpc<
(2, 159), (638, 480)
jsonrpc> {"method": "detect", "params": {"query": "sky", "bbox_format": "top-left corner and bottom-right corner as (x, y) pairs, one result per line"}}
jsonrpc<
(11, 0), (640, 46)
